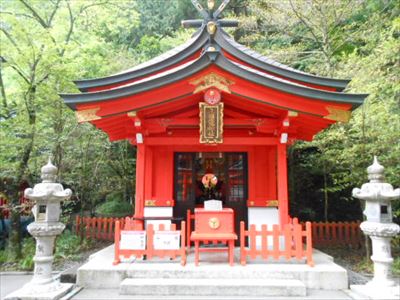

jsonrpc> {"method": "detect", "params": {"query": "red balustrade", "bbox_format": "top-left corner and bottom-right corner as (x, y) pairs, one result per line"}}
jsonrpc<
(240, 218), (314, 267)
(75, 216), (364, 249)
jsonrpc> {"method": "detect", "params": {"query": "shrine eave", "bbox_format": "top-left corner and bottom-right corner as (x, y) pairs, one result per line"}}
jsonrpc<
(73, 26), (208, 92)
(216, 30), (350, 91)
(72, 26), (352, 93)
(60, 51), (368, 110)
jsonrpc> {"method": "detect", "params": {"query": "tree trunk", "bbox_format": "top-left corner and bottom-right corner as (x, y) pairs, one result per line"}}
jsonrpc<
(8, 123), (36, 259)
(323, 161), (329, 222)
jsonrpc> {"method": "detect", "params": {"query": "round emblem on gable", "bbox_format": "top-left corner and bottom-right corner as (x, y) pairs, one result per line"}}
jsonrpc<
(208, 217), (220, 230)
(204, 88), (221, 105)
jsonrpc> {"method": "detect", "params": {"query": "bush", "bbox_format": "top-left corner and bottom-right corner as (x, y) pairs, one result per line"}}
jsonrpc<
(0, 230), (95, 271)
(95, 199), (133, 218)
(105, 191), (124, 202)
(54, 229), (93, 262)
(19, 237), (35, 270)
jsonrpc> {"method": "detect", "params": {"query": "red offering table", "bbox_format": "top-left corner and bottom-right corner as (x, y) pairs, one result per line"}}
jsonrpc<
(190, 208), (238, 266)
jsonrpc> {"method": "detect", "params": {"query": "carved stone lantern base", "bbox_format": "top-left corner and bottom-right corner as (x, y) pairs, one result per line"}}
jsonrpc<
(4, 282), (73, 300)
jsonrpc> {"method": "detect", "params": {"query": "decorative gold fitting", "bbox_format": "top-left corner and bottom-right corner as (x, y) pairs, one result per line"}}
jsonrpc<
(190, 72), (234, 94)
(75, 108), (100, 123)
(288, 110), (298, 117)
(266, 200), (279, 207)
(208, 217), (220, 229)
(127, 111), (137, 117)
(145, 200), (156, 207)
(207, 21), (217, 35)
(324, 106), (351, 123)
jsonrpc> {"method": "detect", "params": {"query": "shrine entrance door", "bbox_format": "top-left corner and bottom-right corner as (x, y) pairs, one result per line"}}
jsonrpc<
(173, 152), (248, 241)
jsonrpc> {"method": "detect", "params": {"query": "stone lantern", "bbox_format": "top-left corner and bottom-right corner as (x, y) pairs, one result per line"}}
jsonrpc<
(351, 156), (399, 299)
(6, 159), (73, 300)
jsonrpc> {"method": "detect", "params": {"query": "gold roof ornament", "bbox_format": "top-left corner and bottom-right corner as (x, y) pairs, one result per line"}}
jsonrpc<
(190, 72), (234, 94)
(207, 21), (217, 35)
(324, 106), (351, 123)
(75, 107), (101, 123)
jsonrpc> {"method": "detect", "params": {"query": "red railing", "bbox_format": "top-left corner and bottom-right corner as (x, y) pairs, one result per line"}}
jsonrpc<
(75, 216), (364, 248)
(311, 220), (363, 248)
(240, 218), (314, 266)
(75, 216), (122, 241)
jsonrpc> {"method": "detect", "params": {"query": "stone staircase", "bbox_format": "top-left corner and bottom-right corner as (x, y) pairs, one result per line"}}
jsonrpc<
(76, 245), (348, 298)
(120, 278), (306, 297)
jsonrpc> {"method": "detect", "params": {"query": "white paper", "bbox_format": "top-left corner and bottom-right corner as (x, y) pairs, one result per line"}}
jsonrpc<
(120, 231), (146, 250)
(204, 200), (223, 211)
(153, 231), (181, 250)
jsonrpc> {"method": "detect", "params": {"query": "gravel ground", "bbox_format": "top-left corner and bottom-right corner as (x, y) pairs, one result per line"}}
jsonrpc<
(346, 268), (370, 285)
(54, 240), (112, 272)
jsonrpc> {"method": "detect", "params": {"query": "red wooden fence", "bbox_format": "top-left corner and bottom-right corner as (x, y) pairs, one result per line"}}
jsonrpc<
(240, 218), (314, 266)
(113, 217), (186, 266)
(74, 216), (364, 248)
(310, 220), (363, 248)
(75, 216), (123, 241)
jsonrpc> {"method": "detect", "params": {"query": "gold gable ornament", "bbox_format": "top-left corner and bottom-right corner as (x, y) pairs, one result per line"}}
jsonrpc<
(190, 73), (234, 94)
(75, 107), (101, 123)
(324, 106), (351, 123)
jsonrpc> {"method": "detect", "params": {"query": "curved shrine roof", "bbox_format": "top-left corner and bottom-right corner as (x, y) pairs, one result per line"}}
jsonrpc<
(61, 46), (366, 110)
(60, 5), (368, 143)
(71, 25), (352, 93)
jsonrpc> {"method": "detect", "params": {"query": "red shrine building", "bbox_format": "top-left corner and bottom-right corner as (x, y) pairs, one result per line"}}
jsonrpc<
(60, 2), (366, 237)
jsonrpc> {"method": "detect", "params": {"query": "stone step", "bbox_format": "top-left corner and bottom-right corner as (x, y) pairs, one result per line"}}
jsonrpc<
(126, 265), (296, 280)
(119, 278), (307, 297)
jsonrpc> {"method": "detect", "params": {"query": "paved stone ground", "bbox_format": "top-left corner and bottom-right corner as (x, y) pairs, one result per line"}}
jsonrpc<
(71, 288), (356, 299)
(0, 273), (32, 300)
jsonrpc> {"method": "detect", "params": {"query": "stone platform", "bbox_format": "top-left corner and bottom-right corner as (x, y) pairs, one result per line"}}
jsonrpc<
(72, 244), (350, 298)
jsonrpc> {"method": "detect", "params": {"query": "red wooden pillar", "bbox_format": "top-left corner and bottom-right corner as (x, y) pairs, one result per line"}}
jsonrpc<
(277, 143), (289, 226)
(134, 144), (146, 229)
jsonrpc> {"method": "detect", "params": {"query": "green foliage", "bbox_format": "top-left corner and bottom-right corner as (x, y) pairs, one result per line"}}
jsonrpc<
(236, 0), (400, 222)
(355, 257), (374, 274)
(0, 237), (35, 270)
(392, 257), (400, 276)
(54, 230), (93, 262)
(19, 237), (35, 270)
(0, 249), (8, 264)
(95, 199), (133, 218)
(0, 230), (94, 271)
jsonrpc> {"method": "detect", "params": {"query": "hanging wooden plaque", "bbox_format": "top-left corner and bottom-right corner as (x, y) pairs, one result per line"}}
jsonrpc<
(199, 102), (224, 144)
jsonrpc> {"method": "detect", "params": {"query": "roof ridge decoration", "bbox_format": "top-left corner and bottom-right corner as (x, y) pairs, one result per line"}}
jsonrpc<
(182, 0), (238, 38)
